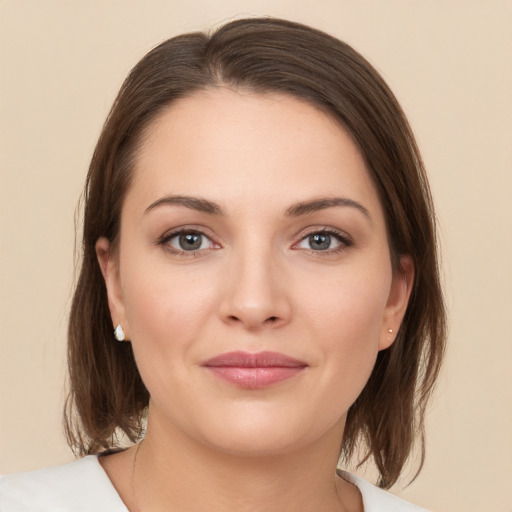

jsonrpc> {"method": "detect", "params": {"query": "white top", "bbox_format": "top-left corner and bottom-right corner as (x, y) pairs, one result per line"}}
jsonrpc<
(0, 456), (428, 511)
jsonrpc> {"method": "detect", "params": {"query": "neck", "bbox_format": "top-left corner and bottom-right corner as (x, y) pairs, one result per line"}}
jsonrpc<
(128, 408), (360, 512)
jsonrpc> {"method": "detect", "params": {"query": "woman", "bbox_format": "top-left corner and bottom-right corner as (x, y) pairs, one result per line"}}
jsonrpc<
(0, 17), (445, 511)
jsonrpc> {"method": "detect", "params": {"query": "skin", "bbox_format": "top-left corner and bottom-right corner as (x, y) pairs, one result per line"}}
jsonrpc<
(96, 88), (414, 512)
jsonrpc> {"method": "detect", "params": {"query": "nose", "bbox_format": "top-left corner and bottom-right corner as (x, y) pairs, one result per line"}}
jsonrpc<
(218, 245), (292, 331)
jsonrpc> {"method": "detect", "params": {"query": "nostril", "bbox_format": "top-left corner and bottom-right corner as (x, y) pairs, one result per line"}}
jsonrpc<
(226, 315), (278, 323)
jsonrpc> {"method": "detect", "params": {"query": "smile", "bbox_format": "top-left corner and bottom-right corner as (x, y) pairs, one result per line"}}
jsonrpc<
(201, 351), (308, 389)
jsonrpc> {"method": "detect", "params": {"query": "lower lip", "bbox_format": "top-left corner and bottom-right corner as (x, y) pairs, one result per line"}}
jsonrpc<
(205, 366), (306, 389)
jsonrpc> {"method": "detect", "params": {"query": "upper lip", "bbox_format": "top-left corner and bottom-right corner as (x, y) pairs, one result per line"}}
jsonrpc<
(202, 351), (308, 368)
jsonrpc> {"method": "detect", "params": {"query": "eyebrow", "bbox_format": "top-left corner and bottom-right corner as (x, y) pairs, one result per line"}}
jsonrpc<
(284, 197), (371, 219)
(144, 194), (370, 220)
(145, 195), (225, 216)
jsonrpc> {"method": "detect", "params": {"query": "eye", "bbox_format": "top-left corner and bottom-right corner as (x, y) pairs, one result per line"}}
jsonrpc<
(295, 230), (351, 252)
(162, 230), (216, 253)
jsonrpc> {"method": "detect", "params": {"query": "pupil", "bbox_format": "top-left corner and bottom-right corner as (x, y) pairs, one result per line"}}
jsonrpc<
(310, 233), (330, 250)
(179, 233), (202, 250)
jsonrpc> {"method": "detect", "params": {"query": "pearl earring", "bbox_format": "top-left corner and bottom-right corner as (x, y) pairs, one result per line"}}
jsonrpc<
(114, 324), (126, 342)
(388, 328), (393, 334)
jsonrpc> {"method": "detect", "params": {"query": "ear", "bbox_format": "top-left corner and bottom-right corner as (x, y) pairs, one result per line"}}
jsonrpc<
(95, 237), (129, 339)
(379, 255), (415, 351)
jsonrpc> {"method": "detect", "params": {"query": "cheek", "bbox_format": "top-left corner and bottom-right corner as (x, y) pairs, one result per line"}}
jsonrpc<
(302, 262), (390, 342)
(121, 245), (218, 331)
(119, 256), (220, 389)
(298, 265), (391, 398)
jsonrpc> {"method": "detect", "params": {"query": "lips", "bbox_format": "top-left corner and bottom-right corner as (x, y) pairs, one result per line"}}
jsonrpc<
(202, 351), (307, 389)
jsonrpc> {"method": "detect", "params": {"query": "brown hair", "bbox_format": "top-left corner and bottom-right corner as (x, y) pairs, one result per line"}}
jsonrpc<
(65, 17), (446, 488)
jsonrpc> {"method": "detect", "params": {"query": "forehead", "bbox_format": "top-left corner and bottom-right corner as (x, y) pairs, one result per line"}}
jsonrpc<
(128, 88), (383, 220)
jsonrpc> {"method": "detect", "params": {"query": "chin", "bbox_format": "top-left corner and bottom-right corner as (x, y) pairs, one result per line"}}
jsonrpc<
(206, 429), (306, 458)
(192, 408), (340, 459)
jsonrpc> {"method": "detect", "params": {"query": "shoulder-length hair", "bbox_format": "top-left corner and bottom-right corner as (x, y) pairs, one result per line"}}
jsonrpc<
(65, 17), (446, 489)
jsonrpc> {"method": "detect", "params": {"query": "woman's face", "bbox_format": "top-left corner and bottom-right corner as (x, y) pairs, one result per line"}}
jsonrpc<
(98, 88), (413, 456)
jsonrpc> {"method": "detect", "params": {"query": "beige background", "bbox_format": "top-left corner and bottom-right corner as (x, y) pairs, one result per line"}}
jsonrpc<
(1, 1), (511, 510)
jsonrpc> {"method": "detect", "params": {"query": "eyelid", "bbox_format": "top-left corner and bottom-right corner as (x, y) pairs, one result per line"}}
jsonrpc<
(157, 225), (221, 255)
(291, 226), (353, 252)
(156, 224), (352, 256)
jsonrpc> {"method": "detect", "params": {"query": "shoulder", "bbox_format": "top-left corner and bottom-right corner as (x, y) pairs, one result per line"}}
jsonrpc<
(0, 456), (127, 511)
(339, 470), (429, 512)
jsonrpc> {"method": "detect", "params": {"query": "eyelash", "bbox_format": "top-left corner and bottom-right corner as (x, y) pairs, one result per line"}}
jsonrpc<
(157, 227), (218, 257)
(294, 228), (353, 255)
(157, 227), (352, 256)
